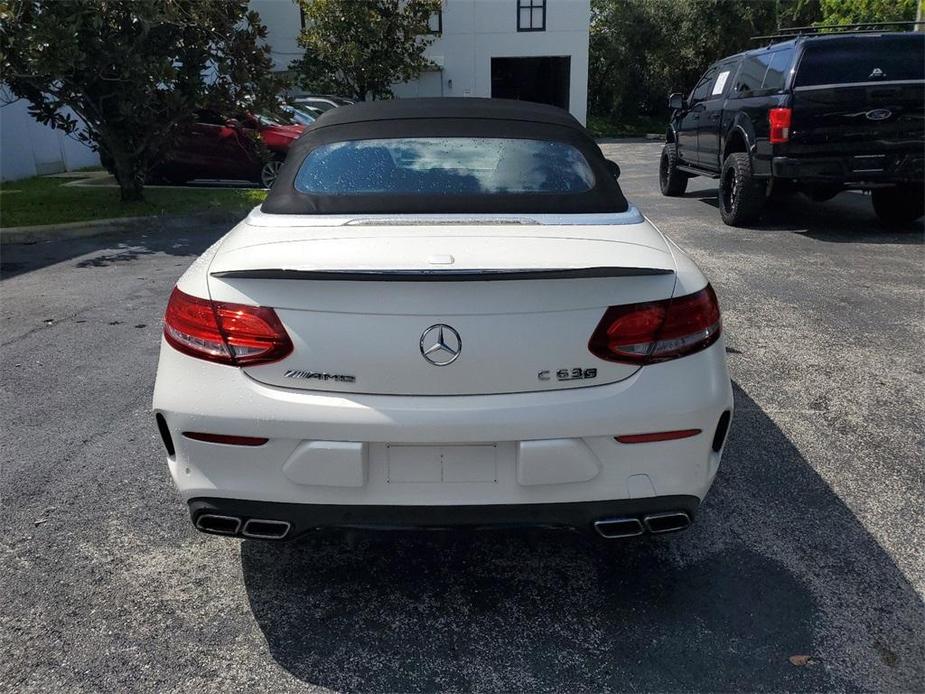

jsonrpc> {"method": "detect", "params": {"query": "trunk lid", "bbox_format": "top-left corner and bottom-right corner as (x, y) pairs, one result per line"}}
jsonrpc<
(207, 213), (678, 396)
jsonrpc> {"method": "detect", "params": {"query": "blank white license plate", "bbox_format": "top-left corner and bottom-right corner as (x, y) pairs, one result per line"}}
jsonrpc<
(387, 444), (497, 483)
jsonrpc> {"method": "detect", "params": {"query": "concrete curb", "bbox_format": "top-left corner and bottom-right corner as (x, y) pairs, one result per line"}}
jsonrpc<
(1, 210), (250, 244)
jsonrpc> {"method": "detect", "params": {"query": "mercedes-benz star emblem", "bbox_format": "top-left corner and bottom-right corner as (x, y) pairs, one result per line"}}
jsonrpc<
(419, 324), (462, 366)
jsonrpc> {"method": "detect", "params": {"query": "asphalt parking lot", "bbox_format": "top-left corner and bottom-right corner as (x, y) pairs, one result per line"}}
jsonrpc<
(2, 140), (923, 693)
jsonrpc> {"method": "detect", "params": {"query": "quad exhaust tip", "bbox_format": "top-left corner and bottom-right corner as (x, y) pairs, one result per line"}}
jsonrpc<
(594, 511), (691, 538)
(195, 512), (687, 541)
(194, 514), (291, 539)
(593, 517), (645, 539)
(642, 511), (691, 534)
(195, 514), (241, 536)
(241, 518), (291, 540)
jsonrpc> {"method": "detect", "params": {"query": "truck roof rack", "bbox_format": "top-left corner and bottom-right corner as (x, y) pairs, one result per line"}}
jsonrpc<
(751, 21), (924, 43)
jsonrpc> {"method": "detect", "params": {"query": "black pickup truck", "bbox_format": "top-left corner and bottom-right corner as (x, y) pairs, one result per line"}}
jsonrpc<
(659, 32), (924, 227)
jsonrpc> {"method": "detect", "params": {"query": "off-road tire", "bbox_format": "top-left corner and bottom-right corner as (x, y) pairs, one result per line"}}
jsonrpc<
(719, 152), (766, 226)
(659, 143), (688, 196)
(871, 185), (924, 227)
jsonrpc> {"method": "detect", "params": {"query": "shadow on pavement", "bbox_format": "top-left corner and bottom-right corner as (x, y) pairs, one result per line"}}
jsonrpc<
(240, 384), (924, 692)
(685, 187), (923, 243)
(0, 219), (233, 280)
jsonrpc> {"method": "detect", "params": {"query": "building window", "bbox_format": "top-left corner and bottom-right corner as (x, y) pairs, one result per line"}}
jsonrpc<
(299, 5), (306, 30)
(517, 0), (546, 32)
(427, 9), (442, 35)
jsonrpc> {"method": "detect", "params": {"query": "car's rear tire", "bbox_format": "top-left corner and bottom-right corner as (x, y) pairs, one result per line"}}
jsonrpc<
(659, 143), (688, 197)
(259, 157), (284, 189)
(871, 185), (924, 226)
(719, 152), (766, 226)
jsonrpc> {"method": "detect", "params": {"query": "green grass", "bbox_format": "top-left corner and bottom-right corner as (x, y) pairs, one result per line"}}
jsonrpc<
(586, 114), (666, 139)
(0, 174), (267, 228)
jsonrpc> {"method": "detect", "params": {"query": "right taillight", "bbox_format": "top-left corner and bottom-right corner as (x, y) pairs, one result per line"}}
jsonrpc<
(588, 285), (722, 364)
(769, 107), (792, 144)
(163, 287), (293, 366)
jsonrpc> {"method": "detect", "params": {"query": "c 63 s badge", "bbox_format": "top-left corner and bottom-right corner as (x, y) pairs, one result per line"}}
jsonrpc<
(285, 369), (356, 383)
(538, 367), (598, 382)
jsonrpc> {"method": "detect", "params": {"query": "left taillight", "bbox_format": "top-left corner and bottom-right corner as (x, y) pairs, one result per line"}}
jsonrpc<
(163, 287), (293, 366)
(769, 107), (791, 144)
(588, 285), (722, 365)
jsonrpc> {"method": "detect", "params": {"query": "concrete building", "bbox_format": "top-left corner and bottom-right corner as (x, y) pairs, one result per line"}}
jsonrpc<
(0, 91), (100, 182)
(253, 0), (591, 124)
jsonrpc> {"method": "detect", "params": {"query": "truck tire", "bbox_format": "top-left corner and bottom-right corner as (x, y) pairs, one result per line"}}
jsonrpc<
(719, 152), (766, 226)
(659, 143), (688, 196)
(871, 185), (924, 226)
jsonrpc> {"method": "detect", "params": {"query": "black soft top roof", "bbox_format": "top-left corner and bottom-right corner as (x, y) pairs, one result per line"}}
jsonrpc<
(307, 97), (585, 130)
(262, 97), (628, 216)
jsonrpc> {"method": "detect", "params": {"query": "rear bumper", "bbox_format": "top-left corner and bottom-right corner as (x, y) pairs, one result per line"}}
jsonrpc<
(154, 338), (733, 511)
(189, 495), (701, 539)
(772, 152), (924, 184)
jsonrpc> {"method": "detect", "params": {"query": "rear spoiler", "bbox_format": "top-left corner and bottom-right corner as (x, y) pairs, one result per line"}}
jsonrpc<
(211, 267), (674, 282)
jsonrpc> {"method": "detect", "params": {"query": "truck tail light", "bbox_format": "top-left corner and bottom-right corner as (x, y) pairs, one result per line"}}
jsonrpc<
(769, 107), (792, 144)
(163, 287), (293, 366)
(588, 285), (722, 364)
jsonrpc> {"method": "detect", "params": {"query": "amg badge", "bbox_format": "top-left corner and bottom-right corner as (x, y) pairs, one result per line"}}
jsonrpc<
(284, 369), (356, 383)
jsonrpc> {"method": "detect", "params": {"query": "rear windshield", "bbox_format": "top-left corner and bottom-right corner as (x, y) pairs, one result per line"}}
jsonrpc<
(794, 35), (925, 87)
(294, 137), (596, 195)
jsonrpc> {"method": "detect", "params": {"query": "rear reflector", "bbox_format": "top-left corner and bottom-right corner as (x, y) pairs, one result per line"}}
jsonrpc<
(588, 285), (721, 364)
(712, 411), (731, 452)
(769, 107), (792, 144)
(155, 413), (176, 457)
(163, 287), (293, 366)
(615, 429), (702, 444)
(182, 432), (269, 446)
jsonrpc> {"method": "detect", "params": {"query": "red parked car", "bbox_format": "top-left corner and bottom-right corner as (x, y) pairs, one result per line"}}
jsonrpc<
(148, 110), (304, 188)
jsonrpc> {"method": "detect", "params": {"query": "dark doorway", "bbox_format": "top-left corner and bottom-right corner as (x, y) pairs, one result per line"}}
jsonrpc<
(491, 56), (571, 111)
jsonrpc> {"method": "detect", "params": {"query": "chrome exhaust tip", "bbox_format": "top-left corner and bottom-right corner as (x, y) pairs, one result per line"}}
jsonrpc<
(642, 511), (691, 534)
(593, 517), (645, 539)
(241, 518), (291, 540)
(195, 514), (241, 536)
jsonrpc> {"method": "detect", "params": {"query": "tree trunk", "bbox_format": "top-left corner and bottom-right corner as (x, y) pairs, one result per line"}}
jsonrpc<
(110, 151), (145, 202)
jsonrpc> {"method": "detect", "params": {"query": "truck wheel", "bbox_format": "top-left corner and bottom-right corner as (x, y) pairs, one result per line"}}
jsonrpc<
(871, 185), (924, 226)
(719, 152), (766, 226)
(659, 143), (688, 196)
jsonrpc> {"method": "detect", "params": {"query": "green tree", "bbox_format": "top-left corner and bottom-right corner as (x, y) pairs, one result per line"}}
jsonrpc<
(0, 0), (283, 201)
(777, 0), (823, 29)
(590, 0), (785, 126)
(291, 0), (441, 101)
(818, 0), (918, 25)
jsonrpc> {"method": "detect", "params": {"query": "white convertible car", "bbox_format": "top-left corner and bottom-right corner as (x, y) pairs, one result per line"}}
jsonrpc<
(153, 98), (733, 541)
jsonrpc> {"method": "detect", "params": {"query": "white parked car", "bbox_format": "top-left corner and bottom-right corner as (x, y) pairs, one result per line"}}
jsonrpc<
(153, 98), (733, 541)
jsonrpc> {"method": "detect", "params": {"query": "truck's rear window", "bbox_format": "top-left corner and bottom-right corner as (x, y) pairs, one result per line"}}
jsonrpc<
(294, 137), (596, 195)
(794, 35), (924, 87)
